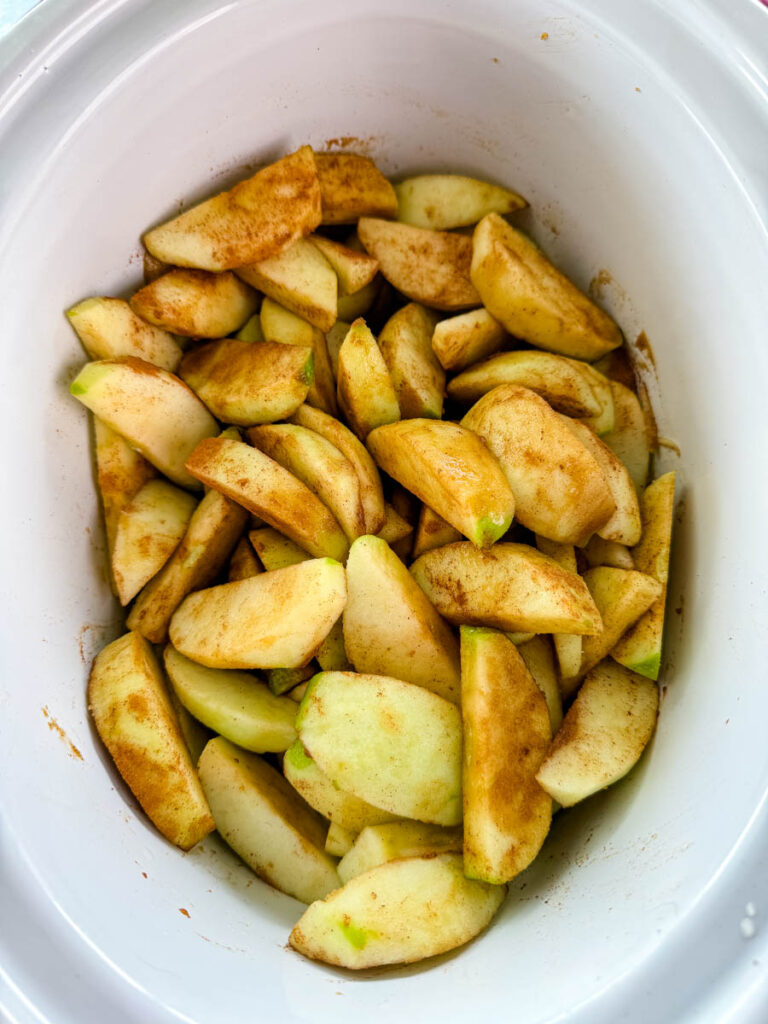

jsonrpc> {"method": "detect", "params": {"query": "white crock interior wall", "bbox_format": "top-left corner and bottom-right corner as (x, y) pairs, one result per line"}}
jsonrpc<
(1, 1), (767, 1022)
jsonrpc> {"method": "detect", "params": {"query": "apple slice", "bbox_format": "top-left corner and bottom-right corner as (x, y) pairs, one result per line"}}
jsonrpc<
(111, 480), (196, 605)
(336, 319), (400, 438)
(179, 339), (313, 426)
(562, 416), (642, 546)
(248, 527), (310, 571)
(289, 852), (504, 969)
(325, 822), (357, 857)
(517, 636), (563, 733)
(237, 238), (337, 332)
(309, 235), (379, 293)
(394, 173), (526, 230)
(448, 351), (603, 419)
(431, 308), (506, 372)
(462, 384), (615, 545)
(611, 472), (675, 680)
(412, 504), (462, 559)
(410, 542), (602, 634)
(357, 218), (480, 311)
(126, 489), (247, 644)
(163, 646), (296, 752)
(167, 685), (210, 765)
(368, 419), (514, 548)
(248, 424), (365, 543)
(313, 618), (349, 673)
(534, 535), (583, 683)
(93, 418), (156, 567)
(569, 567), (663, 690)
(283, 740), (398, 832)
(227, 536), (263, 581)
(142, 145), (322, 271)
(343, 535), (461, 702)
(290, 403), (386, 537)
(266, 665), (315, 697)
(198, 737), (340, 904)
(70, 358), (218, 489)
(461, 627), (551, 883)
(338, 822), (463, 884)
(185, 437), (349, 561)
(602, 381), (652, 491)
(471, 214), (622, 359)
(324, 319), (350, 379)
(583, 536), (635, 570)
(259, 299), (339, 416)
(379, 303), (445, 419)
(536, 661), (658, 806)
(336, 274), (381, 320)
(235, 313), (265, 342)
(66, 297), (182, 371)
(296, 672), (462, 825)
(314, 152), (398, 224)
(169, 558), (346, 670)
(577, 362), (615, 435)
(375, 503), (413, 546)
(130, 269), (257, 338)
(88, 631), (214, 850)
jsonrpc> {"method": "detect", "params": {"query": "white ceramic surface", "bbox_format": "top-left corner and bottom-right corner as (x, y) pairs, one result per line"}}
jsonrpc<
(1, 1), (768, 1022)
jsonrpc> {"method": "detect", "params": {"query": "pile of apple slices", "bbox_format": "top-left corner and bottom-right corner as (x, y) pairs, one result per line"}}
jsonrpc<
(69, 145), (676, 970)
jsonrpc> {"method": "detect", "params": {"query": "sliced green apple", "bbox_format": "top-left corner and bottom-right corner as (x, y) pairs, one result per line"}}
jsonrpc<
(66, 296), (182, 370)
(338, 821), (463, 884)
(394, 173), (526, 229)
(431, 308), (506, 372)
(237, 238), (337, 332)
(314, 152), (398, 224)
(336, 318), (400, 438)
(378, 303), (444, 418)
(130, 269), (257, 337)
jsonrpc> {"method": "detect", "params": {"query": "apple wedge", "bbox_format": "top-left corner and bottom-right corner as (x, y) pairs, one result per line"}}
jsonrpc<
(237, 237), (337, 332)
(111, 480), (197, 605)
(367, 419), (515, 548)
(93, 418), (156, 565)
(283, 740), (398, 832)
(70, 358), (218, 489)
(66, 297), (182, 371)
(167, 686), (210, 765)
(577, 362), (615, 435)
(142, 145), (322, 271)
(235, 312), (265, 342)
(357, 218), (480, 311)
(336, 274), (381, 320)
(324, 319), (350, 379)
(461, 627), (552, 883)
(375, 503), (413, 545)
(248, 424), (365, 542)
(412, 504), (462, 559)
(259, 299), (339, 416)
(227, 536), (263, 581)
(315, 617), (351, 672)
(583, 536), (635, 570)
(163, 646), (296, 752)
(309, 234), (379, 293)
(562, 416), (642, 546)
(289, 852), (504, 969)
(325, 822), (357, 857)
(611, 472), (675, 680)
(448, 351), (604, 419)
(338, 822), (463, 884)
(169, 558), (346, 669)
(88, 631), (214, 850)
(126, 489), (247, 644)
(410, 542), (602, 634)
(198, 737), (340, 905)
(534, 536), (583, 683)
(536, 661), (658, 806)
(266, 665), (315, 697)
(569, 567), (663, 691)
(248, 527), (310, 571)
(394, 173), (527, 230)
(130, 269), (257, 337)
(289, 405), (386, 533)
(517, 636), (563, 733)
(336, 318), (400, 438)
(180, 339), (313, 426)
(343, 535), (461, 702)
(471, 213), (622, 359)
(431, 308), (506, 372)
(602, 381), (651, 491)
(185, 437), (349, 561)
(379, 303), (445, 419)
(296, 672), (462, 825)
(314, 152), (398, 224)
(462, 384), (615, 545)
